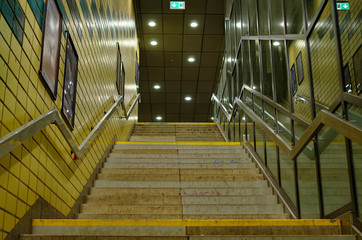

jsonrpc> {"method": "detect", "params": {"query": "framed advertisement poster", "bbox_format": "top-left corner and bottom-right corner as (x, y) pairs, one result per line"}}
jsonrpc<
(296, 52), (304, 85)
(135, 52), (139, 93)
(39, 0), (62, 100)
(61, 32), (79, 130)
(116, 43), (122, 95)
(290, 64), (297, 96)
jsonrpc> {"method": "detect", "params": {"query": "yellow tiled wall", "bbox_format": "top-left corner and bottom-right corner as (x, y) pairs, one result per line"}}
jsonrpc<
(0, 0), (139, 238)
(289, 0), (361, 123)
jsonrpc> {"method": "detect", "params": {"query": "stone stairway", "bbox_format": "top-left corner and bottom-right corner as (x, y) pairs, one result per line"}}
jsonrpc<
(21, 123), (356, 239)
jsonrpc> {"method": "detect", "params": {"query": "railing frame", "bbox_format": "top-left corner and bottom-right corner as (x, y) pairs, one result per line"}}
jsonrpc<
(0, 93), (141, 160)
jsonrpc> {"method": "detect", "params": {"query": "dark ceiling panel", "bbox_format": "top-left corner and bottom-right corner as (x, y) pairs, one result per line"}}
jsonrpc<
(164, 52), (183, 67)
(140, 93), (150, 103)
(181, 81), (197, 92)
(184, 0), (207, 14)
(150, 93), (166, 103)
(194, 114), (208, 122)
(147, 67), (164, 80)
(139, 81), (149, 93)
(165, 68), (182, 81)
(139, 0), (162, 13)
(139, 114), (152, 122)
(196, 93), (212, 104)
(152, 103), (166, 113)
(180, 114), (194, 122)
(182, 68), (199, 80)
(139, 103), (152, 114)
(146, 52), (164, 66)
(139, 67), (148, 80)
(202, 35), (224, 52)
(166, 104), (180, 113)
(163, 14), (184, 34)
(181, 104), (195, 113)
(200, 52), (220, 67)
(199, 68), (216, 81)
(197, 81), (214, 93)
(166, 93), (181, 103)
(166, 113), (180, 122)
(206, 0), (225, 14)
(195, 104), (210, 114)
(183, 35), (203, 52)
(165, 80), (181, 92)
(204, 15), (225, 35)
(164, 35), (183, 51)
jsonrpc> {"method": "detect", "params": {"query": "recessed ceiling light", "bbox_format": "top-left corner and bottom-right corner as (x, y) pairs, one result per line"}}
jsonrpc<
(156, 116), (162, 120)
(153, 84), (161, 89)
(185, 96), (192, 101)
(148, 21), (156, 27)
(211, 117), (214, 120)
(190, 21), (198, 28)
(187, 57), (195, 63)
(273, 41), (280, 46)
(150, 40), (158, 46)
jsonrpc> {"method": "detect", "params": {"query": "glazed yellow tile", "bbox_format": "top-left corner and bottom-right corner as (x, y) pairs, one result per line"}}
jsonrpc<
(7, 173), (19, 196)
(11, 35), (22, 61)
(28, 172), (37, 191)
(27, 189), (37, 205)
(8, 52), (21, 78)
(0, 16), (11, 45)
(0, 36), (10, 62)
(0, 79), (5, 99)
(19, 164), (30, 184)
(3, 212), (16, 232)
(18, 182), (28, 203)
(1, 107), (15, 132)
(0, 188), (6, 209)
(5, 190), (17, 214)
(16, 201), (28, 219)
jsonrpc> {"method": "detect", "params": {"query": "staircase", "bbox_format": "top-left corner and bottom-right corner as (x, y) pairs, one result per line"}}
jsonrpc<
(21, 123), (356, 239)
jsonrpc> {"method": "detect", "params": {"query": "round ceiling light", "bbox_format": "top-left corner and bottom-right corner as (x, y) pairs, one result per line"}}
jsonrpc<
(273, 41), (280, 46)
(150, 40), (158, 46)
(187, 57), (195, 63)
(190, 21), (198, 28)
(156, 116), (162, 120)
(148, 21), (156, 27)
(185, 96), (192, 101)
(153, 84), (161, 89)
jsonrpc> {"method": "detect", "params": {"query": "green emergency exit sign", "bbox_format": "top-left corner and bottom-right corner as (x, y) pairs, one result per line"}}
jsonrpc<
(336, 2), (350, 10)
(170, 1), (185, 10)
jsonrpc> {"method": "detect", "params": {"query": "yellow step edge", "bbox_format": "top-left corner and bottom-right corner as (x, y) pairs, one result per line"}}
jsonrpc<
(116, 141), (243, 145)
(136, 122), (216, 125)
(33, 219), (341, 227)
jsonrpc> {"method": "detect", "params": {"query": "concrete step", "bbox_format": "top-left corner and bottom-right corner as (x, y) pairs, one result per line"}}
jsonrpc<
(99, 168), (260, 175)
(97, 173), (264, 182)
(103, 162), (256, 169)
(80, 204), (182, 214)
(182, 195), (278, 205)
(29, 219), (345, 236)
(182, 204), (284, 215)
(107, 153), (246, 159)
(111, 149), (245, 154)
(93, 180), (269, 188)
(113, 143), (243, 150)
(89, 188), (181, 196)
(85, 195), (182, 205)
(105, 158), (251, 164)
(21, 236), (356, 240)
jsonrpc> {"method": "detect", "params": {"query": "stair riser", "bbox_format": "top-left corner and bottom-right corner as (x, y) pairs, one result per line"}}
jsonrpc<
(103, 163), (256, 169)
(96, 174), (264, 181)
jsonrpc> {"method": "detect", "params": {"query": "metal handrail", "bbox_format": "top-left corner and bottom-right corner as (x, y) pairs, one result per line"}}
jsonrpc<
(216, 94), (362, 159)
(0, 94), (140, 160)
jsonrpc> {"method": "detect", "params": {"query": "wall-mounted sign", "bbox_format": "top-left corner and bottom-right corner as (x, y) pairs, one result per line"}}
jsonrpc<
(61, 32), (79, 130)
(336, 2), (349, 10)
(170, 1), (185, 10)
(39, 0), (62, 100)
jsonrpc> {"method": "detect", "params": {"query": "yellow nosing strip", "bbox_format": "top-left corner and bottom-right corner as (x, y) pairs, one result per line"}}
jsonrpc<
(136, 122), (216, 125)
(33, 219), (340, 227)
(116, 141), (242, 145)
